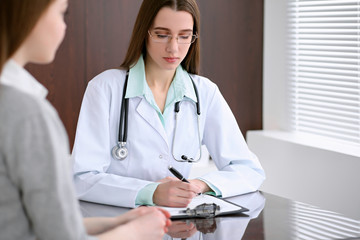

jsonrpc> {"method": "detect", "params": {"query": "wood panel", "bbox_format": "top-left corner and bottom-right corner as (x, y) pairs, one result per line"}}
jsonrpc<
(85, 0), (142, 80)
(197, 0), (264, 136)
(26, 0), (263, 148)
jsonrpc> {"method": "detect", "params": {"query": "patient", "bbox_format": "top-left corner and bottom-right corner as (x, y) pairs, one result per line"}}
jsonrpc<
(0, 0), (170, 239)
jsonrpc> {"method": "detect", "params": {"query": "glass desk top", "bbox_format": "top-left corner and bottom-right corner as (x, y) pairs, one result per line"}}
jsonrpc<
(80, 191), (360, 240)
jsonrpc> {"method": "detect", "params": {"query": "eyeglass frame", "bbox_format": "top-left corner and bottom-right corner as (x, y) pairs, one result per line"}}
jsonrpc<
(148, 30), (198, 44)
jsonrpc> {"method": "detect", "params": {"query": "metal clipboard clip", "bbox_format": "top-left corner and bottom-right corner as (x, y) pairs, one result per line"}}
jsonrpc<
(180, 203), (221, 218)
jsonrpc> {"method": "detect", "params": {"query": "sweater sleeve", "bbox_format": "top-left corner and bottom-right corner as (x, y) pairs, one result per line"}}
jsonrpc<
(7, 100), (96, 240)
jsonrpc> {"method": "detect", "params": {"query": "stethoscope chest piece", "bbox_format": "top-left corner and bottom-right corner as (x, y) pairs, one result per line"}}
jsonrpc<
(112, 142), (128, 160)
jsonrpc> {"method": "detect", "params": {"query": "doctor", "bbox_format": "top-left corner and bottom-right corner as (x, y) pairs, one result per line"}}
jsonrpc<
(72, 0), (265, 208)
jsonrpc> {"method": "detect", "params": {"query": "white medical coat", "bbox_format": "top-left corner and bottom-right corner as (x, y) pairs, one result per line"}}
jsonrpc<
(72, 69), (265, 208)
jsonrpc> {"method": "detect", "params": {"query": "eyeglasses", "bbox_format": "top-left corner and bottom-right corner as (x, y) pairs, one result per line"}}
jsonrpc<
(148, 30), (198, 44)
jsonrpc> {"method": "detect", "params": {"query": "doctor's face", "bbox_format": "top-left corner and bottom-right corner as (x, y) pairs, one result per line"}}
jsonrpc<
(146, 7), (194, 72)
(21, 0), (68, 64)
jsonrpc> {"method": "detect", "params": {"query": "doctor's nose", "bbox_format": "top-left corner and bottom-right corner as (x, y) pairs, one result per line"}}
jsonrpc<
(166, 37), (179, 53)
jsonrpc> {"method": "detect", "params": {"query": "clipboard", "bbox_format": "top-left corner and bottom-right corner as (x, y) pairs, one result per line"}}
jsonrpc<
(159, 194), (248, 219)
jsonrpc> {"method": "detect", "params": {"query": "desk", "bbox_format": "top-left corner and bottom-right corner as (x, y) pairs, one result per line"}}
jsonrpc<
(80, 191), (360, 239)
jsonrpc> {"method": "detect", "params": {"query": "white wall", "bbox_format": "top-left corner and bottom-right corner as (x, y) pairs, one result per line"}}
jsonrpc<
(262, 0), (290, 131)
(247, 0), (360, 220)
(247, 131), (360, 220)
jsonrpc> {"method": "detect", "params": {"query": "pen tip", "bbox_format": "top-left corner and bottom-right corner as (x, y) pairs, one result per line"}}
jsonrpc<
(168, 165), (172, 169)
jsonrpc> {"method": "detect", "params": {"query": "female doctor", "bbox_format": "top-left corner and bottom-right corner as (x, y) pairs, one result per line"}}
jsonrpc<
(72, 0), (265, 208)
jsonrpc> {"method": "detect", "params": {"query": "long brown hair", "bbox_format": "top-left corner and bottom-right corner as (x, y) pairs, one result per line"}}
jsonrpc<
(0, 0), (55, 74)
(120, 0), (201, 74)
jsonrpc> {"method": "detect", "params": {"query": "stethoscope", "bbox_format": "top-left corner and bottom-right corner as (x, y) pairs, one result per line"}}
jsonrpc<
(111, 70), (202, 162)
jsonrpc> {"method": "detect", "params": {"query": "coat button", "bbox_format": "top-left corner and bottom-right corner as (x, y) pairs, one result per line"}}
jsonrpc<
(159, 155), (163, 159)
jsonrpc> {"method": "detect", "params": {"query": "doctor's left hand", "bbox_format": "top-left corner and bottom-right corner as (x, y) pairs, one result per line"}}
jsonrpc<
(188, 179), (211, 193)
(153, 177), (200, 207)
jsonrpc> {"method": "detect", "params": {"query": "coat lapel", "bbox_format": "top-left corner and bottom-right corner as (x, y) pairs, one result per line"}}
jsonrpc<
(135, 97), (169, 147)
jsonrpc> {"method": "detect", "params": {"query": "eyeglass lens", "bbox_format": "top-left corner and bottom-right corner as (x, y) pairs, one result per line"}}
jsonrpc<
(149, 30), (197, 44)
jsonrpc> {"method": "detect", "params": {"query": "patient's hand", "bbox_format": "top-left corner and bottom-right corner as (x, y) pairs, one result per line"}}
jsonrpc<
(167, 220), (197, 238)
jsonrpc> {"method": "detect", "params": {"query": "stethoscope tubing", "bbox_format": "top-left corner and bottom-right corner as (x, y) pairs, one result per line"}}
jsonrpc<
(118, 71), (129, 144)
(113, 70), (202, 162)
(171, 104), (202, 163)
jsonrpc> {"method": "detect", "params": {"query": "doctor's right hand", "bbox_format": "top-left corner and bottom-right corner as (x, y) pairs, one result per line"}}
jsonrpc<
(153, 177), (200, 207)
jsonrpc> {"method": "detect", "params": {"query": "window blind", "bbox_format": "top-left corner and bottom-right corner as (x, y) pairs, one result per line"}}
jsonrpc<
(288, 0), (360, 145)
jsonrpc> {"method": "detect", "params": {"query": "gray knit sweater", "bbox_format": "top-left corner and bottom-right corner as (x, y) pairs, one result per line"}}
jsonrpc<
(0, 84), (96, 240)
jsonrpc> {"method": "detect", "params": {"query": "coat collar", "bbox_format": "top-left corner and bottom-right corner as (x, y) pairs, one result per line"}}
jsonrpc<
(125, 56), (197, 103)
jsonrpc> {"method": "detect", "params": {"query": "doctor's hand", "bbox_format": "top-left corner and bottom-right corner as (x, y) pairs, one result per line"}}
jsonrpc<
(153, 177), (200, 207)
(188, 179), (211, 194)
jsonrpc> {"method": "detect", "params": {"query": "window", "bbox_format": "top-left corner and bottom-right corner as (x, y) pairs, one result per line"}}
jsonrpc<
(288, 0), (360, 145)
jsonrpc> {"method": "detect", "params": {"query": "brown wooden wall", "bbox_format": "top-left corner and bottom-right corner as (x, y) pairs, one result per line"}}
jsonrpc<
(27, 0), (263, 149)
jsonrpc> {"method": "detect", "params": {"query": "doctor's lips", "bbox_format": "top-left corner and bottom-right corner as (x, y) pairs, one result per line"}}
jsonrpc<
(164, 57), (179, 63)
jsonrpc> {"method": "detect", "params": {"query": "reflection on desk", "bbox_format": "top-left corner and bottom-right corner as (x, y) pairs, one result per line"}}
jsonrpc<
(79, 191), (360, 240)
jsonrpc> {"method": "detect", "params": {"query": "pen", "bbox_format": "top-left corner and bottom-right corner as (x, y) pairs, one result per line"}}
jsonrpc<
(168, 165), (189, 183)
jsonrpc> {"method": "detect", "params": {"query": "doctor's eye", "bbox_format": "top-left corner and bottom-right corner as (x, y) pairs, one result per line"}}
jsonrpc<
(153, 31), (171, 39)
(179, 35), (191, 40)
(156, 34), (170, 39)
